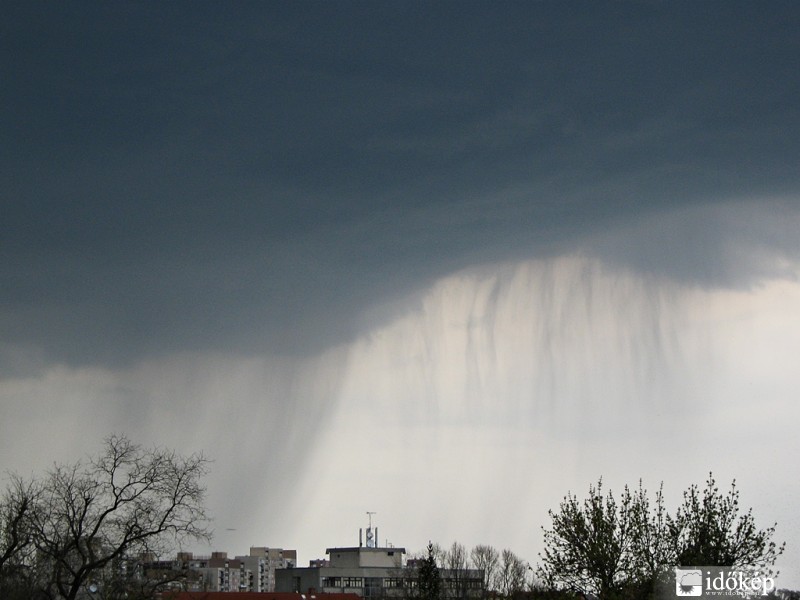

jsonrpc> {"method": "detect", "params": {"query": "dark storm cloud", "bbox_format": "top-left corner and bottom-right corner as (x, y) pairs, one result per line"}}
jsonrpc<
(2, 2), (800, 371)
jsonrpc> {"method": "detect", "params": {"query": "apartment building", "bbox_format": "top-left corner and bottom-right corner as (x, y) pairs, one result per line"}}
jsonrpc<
(246, 547), (298, 591)
(275, 545), (483, 599)
(160, 547), (297, 592)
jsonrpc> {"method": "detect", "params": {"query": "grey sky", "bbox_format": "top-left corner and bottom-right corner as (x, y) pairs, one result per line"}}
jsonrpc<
(4, 1), (799, 366)
(2, 1), (800, 587)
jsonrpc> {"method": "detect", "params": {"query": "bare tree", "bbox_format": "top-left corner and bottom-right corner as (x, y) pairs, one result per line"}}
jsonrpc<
(445, 541), (468, 571)
(25, 434), (211, 600)
(498, 549), (527, 598)
(430, 542), (446, 568)
(0, 475), (42, 599)
(469, 544), (498, 598)
(444, 541), (469, 600)
(1, 476), (37, 568)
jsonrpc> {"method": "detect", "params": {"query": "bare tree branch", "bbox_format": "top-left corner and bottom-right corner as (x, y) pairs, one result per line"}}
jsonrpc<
(2, 435), (211, 600)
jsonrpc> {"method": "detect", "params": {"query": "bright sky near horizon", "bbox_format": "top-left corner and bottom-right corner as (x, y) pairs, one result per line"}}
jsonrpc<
(2, 1), (800, 588)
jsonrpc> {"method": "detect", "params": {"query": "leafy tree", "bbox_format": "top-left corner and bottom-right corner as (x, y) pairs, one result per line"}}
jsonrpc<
(0, 435), (211, 600)
(670, 473), (784, 573)
(537, 479), (635, 599)
(537, 475), (785, 599)
(417, 542), (443, 600)
(628, 481), (673, 597)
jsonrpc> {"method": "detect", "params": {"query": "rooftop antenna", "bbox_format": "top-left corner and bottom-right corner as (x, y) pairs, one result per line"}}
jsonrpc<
(366, 512), (376, 548)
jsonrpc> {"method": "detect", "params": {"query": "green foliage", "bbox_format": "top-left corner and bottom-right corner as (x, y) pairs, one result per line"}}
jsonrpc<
(537, 474), (784, 600)
(537, 479), (635, 598)
(670, 474), (784, 572)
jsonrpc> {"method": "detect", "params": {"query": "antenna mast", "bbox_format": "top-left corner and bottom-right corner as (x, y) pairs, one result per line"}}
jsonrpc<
(366, 512), (377, 548)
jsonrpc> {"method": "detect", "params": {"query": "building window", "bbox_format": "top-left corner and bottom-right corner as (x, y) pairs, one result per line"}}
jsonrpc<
(342, 577), (363, 588)
(364, 577), (382, 598)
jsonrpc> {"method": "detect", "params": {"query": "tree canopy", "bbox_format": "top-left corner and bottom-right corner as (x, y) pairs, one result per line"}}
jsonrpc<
(0, 435), (211, 600)
(537, 474), (784, 600)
